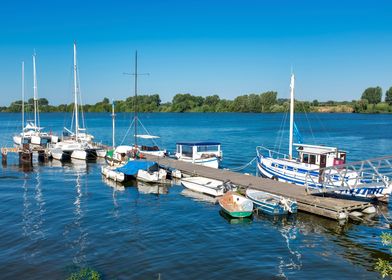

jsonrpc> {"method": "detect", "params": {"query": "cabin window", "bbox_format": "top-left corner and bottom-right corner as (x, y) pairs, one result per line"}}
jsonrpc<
(197, 145), (219, 152)
(181, 146), (193, 157)
(303, 154), (309, 163)
(309, 154), (316, 164)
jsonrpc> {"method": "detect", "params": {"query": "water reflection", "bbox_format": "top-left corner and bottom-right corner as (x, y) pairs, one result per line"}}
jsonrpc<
(137, 182), (168, 195)
(180, 189), (218, 204)
(22, 166), (46, 241)
(63, 160), (88, 267)
(219, 210), (253, 225)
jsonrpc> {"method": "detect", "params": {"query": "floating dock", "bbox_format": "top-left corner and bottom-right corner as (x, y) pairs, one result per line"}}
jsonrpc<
(144, 155), (375, 220)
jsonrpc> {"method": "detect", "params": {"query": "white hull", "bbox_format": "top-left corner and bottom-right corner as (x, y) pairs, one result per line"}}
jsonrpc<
(101, 165), (125, 182)
(257, 155), (389, 198)
(181, 177), (236, 197)
(96, 149), (107, 158)
(50, 148), (70, 161)
(71, 150), (87, 160)
(140, 149), (166, 157)
(177, 157), (220, 169)
(137, 169), (167, 183)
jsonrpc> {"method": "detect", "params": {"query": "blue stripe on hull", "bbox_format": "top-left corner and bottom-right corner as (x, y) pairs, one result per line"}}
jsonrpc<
(257, 156), (385, 197)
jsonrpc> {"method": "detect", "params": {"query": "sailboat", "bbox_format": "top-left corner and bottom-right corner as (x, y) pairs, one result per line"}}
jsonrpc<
(49, 42), (102, 161)
(256, 73), (391, 199)
(106, 51), (166, 165)
(13, 55), (58, 147)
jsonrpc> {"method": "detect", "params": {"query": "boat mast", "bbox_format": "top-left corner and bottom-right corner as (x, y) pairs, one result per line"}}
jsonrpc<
(21, 61), (25, 137)
(134, 51), (138, 147)
(112, 100), (115, 148)
(289, 73), (295, 159)
(33, 52), (38, 131)
(73, 42), (79, 141)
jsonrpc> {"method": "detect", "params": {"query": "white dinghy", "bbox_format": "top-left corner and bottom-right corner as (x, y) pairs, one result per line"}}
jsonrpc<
(181, 176), (237, 197)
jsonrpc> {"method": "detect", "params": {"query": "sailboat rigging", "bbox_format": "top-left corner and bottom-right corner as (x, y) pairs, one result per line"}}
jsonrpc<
(256, 73), (392, 200)
(13, 53), (57, 147)
(49, 42), (104, 161)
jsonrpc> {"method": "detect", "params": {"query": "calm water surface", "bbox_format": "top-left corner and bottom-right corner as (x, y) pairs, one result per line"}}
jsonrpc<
(0, 112), (391, 279)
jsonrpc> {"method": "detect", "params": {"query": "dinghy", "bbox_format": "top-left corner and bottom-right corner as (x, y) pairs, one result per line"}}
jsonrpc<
(246, 189), (297, 215)
(181, 177), (237, 197)
(218, 191), (253, 218)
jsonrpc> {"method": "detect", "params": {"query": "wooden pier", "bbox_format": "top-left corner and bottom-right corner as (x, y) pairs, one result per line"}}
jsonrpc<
(1, 145), (49, 165)
(144, 155), (375, 220)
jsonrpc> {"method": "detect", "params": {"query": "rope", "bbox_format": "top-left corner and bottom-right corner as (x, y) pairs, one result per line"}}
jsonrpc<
(227, 157), (257, 172)
(120, 117), (135, 145)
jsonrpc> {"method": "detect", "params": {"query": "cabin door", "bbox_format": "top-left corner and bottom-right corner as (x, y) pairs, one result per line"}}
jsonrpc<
(319, 155), (326, 183)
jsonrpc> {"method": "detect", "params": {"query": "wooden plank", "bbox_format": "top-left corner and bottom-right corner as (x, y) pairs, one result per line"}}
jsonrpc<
(144, 154), (373, 219)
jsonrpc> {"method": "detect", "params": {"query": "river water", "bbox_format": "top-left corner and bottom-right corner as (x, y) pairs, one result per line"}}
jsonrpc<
(0, 112), (391, 279)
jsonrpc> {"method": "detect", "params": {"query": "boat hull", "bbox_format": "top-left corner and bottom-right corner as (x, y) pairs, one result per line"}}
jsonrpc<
(137, 169), (167, 183)
(257, 154), (387, 199)
(181, 177), (236, 197)
(177, 157), (220, 169)
(101, 166), (125, 182)
(246, 189), (297, 215)
(218, 192), (253, 218)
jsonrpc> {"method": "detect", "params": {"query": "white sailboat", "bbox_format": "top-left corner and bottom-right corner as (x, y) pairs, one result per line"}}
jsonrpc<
(13, 55), (58, 147)
(106, 51), (166, 165)
(49, 43), (101, 161)
(256, 73), (391, 199)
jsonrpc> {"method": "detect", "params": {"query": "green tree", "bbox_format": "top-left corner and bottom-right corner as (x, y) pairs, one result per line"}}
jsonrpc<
(375, 232), (392, 278)
(385, 87), (392, 106)
(361, 87), (382, 104)
(259, 91), (278, 112)
(353, 99), (369, 113)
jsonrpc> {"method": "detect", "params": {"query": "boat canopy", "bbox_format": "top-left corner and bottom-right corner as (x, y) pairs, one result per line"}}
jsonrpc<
(136, 134), (160, 139)
(176, 141), (220, 146)
(294, 143), (342, 155)
(116, 160), (157, 176)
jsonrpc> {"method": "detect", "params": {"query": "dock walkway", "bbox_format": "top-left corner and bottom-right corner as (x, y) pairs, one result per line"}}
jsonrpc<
(144, 155), (374, 220)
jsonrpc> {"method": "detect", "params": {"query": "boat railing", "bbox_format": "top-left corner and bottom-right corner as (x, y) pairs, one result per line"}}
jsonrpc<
(305, 155), (392, 194)
(256, 146), (289, 160)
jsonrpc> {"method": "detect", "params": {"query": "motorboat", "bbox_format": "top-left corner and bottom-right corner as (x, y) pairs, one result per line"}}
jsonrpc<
(175, 141), (222, 169)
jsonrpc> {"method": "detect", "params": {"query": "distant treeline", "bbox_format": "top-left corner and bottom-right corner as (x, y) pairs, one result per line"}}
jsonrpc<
(2, 86), (392, 113)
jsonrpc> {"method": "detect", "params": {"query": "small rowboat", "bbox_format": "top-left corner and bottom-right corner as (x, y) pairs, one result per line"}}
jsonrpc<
(246, 189), (297, 215)
(181, 176), (237, 197)
(218, 191), (253, 218)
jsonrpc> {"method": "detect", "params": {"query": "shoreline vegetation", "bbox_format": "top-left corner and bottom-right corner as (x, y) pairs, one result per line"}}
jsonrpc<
(2, 86), (392, 114)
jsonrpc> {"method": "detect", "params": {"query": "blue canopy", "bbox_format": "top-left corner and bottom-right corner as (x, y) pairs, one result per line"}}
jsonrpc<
(116, 160), (157, 176)
(176, 141), (220, 146)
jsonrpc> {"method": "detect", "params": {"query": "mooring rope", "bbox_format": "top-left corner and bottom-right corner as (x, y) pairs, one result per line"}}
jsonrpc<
(227, 157), (257, 172)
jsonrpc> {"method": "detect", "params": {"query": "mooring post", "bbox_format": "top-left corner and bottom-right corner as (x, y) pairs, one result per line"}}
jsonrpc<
(1, 149), (7, 166)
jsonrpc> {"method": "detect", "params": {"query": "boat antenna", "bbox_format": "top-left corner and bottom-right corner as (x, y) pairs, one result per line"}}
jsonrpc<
(21, 61), (25, 138)
(123, 50), (149, 148)
(289, 72), (295, 159)
(112, 100), (116, 148)
(73, 41), (79, 141)
(33, 50), (39, 131)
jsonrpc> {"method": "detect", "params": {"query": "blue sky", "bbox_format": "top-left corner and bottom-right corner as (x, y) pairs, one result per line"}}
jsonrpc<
(1, 0), (392, 105)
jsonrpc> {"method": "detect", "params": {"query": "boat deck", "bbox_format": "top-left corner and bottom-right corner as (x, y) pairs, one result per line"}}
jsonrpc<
(144, 155), (375, 220)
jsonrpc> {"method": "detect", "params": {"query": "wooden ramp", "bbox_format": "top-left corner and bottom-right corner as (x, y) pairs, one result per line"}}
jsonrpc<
(144, 155), (375, 220)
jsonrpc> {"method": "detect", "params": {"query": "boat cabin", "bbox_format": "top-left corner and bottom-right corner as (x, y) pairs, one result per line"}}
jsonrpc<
(175, 141), (222, 160)
(294, 143), (346, 168)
